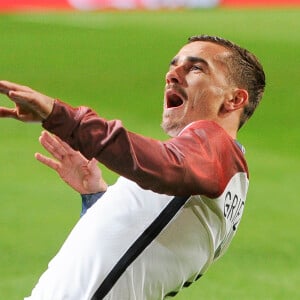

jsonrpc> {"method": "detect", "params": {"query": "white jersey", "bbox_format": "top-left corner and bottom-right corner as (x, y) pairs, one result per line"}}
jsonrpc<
(26, 172), (248, 300)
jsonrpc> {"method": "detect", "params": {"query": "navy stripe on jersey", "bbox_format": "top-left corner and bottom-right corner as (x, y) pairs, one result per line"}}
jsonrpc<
(164, 274), (202, 298)
(92, 195), (190, 300)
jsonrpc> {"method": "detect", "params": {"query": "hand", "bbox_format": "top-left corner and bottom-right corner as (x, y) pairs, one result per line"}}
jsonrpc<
(35, 131), (107, 194)
(0, 80), (54, 122)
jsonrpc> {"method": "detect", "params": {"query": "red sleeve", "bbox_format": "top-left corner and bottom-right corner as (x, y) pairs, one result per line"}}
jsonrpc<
(43, 100), (248, 197)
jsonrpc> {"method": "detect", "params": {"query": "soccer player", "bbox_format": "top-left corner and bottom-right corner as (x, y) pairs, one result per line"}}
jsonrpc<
(0, 35), (265, 300)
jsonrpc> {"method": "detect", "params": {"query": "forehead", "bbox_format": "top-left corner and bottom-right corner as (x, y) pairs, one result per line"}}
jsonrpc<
(175, 41), (231, 63)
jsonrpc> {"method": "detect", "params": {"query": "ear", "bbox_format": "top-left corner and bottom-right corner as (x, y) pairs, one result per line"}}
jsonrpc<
(224, 89), (249, 112)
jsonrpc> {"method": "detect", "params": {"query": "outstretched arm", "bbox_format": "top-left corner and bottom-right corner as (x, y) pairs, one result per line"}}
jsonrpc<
(36, 131), (107, 194)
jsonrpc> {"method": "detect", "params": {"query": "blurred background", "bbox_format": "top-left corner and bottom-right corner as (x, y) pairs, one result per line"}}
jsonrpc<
(0, 0), (299, 299)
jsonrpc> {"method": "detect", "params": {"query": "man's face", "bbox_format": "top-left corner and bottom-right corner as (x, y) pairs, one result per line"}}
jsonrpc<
(161, 41), (233, 137)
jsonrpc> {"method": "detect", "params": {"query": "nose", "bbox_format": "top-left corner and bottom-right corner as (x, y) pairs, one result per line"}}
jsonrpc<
(165, 66), (185, 86)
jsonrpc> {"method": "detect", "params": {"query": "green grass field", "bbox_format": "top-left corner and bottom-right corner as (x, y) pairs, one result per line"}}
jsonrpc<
(0, 8), (299, 299)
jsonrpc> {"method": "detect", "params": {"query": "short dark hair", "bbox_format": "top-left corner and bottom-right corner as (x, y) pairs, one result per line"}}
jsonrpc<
(188, 35), (266, 129)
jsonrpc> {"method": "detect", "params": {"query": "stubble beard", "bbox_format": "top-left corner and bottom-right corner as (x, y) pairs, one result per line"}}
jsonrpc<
(161, 113), (185, 137)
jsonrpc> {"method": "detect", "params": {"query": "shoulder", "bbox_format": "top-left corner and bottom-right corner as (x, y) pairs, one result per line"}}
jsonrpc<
(178, 120), (236, 151)
(180, 120), (228, 138)
(176, 121), (249, 195)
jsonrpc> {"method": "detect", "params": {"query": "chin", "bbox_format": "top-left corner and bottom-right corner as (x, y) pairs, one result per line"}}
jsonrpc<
(161, 121), (182, 137)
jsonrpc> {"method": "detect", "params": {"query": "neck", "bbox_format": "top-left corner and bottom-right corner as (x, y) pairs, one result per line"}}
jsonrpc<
(215, 118), (239, 139)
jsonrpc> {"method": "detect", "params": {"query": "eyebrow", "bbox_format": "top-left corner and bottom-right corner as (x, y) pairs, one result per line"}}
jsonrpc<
(170, 56), (209, 68)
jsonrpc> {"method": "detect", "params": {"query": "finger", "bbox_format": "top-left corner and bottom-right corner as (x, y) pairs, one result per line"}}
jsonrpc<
(8, 90), (32, 101)
(41, 130), (78, 156)
(0, 106), (38, 122)
(40, 131), (61, 148)
(82, 158), (97, 175)
(47, 132), (75, 153)
(39, 132), (68, 161)
(80, 158), (96, 176)
(41, 131), (71, 156)
(0, 107), (19, 119)
(35, 152), (60, 171)
(9, 90), (42, 111)
(0, 80), (31, 95)
(88, 158), (99, 170)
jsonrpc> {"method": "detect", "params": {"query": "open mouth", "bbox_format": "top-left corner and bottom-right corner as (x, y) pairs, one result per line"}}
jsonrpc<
(166, 91), (184, 109)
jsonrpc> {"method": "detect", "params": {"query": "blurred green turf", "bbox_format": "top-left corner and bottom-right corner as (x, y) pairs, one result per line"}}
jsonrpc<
(0, 8), (299, 299)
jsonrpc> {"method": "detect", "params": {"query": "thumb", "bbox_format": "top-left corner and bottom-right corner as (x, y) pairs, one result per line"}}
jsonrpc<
(0, 107), (18, 118)
(88, 158), (99, 171)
